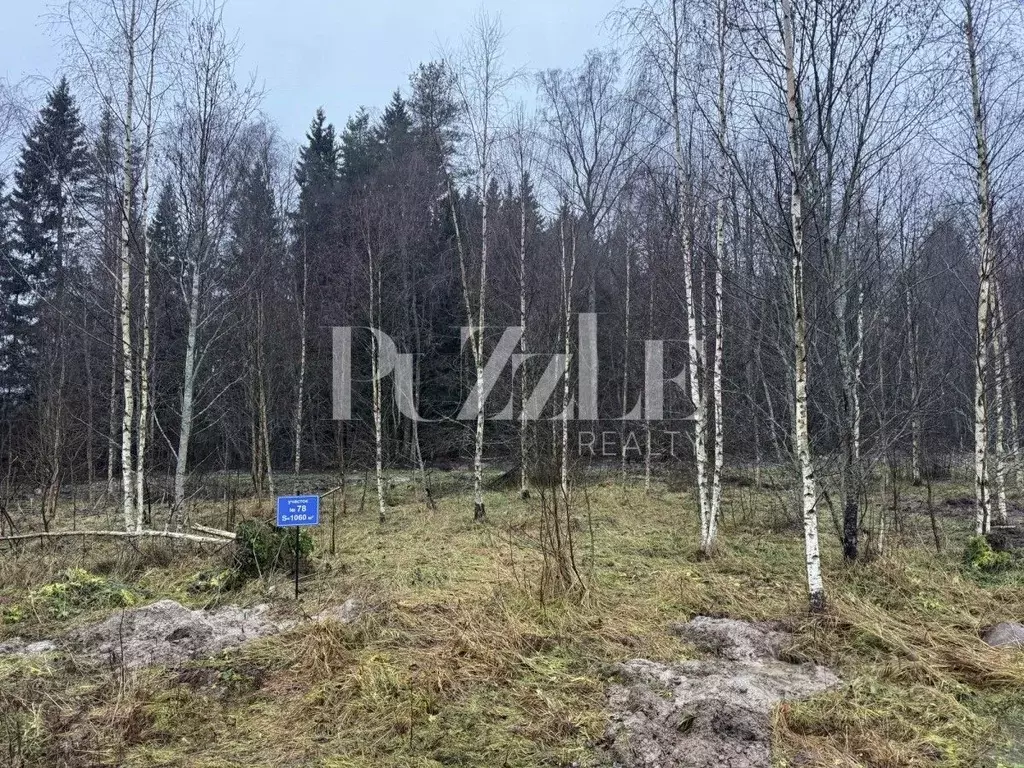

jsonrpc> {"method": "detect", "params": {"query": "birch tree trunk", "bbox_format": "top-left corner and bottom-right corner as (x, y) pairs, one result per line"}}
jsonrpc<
(965, 0), (995, 535)
(173, 262), (201, 518)
(621, 240), (632, 491)
(84, 306), (94, 499)
(117, 12), (137, 533)
(368, 243), (386, 523)
(293, 234), (308, 476)
(992, 284), (1008, 524)
(519, 172), (530, 500)
(906, 276), (922, 485)
(107, 319), (118, 498)
(472, 171), (488, 521)
(708, 0), (729, 550)
(169, 2), (255, 520)
(449, 13), (511, 522)
(134, 228), (151, 531)
(666, 0), (711, 553)
(133, 11), (160, 530)
(71, 0), (168, 533)
(644, 264), (655, 495)
(783, 0), (825, 611)
(559, 216), (577, 503)
(996, 284), (1021, 492)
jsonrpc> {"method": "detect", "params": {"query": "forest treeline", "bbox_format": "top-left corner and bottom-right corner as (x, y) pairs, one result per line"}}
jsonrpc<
(0, 0), (1021, 607)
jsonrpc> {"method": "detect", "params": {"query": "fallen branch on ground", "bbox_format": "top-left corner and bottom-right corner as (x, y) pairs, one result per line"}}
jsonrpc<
(0, 529), (233, 545)
(191, 523), (236, 539)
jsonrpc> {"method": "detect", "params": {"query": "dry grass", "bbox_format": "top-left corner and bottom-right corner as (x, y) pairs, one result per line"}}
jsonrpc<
(1, 472), (1022, 766)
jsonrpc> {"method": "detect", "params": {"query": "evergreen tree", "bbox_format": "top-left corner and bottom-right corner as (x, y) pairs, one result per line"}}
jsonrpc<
(296, 108), (339, 208)
(148, 181), (186, 468)
(230, 158), (284, 486)
(7, 77), (91, 403)
(11, 77), (90, 297)
(375, 90), (412, 160)
(339, 107), (376, 184)
(232, 160), (282, 273)
(294, 108), (340, 249)
(292, 109), (341, 472)
(409, 61), (460, 165)
(150, 181), (184, 276)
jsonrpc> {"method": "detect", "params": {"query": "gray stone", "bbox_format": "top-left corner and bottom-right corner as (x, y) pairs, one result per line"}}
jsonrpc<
(314, 597), (362, 624)
(982, 622), (1024, 649)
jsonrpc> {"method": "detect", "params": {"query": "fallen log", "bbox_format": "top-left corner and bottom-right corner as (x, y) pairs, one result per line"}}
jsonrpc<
(0, 529), (232, 545)
(191, 523), (236, 540)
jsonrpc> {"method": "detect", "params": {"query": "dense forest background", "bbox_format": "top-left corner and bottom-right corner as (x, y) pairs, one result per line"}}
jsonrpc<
(0, 0), (1020, 575)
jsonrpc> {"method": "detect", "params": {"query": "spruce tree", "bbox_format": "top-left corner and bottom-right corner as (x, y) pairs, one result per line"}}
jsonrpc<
(295, 108), (339, 222)
(11, 77), (90, 297)
(8, 77), (91, 403)
(375, 90), (412, 161)
(150, 181), (184, 276)
(292, 109), (341, 473)
(339, 107), (376, 184)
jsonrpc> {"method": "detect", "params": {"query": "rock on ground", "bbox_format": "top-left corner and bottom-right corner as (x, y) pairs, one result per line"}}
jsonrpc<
(605, 616), (839, 768)
(313, 597), (362, 624)
(982, 622), (1024, 649)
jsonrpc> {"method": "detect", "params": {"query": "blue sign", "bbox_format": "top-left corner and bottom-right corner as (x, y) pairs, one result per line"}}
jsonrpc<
(276, 495), (320, 527)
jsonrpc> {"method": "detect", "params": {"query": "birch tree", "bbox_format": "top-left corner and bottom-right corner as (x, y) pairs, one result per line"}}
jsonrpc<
(447, 11), (513, 521)
(955, 0), (1021, 534)
(506, 104), (537, 499)
(168, 0), (258, 517)
(617, 0), (724, 552)
(783, 0), (826, 611)
(66, 0), (173, 532)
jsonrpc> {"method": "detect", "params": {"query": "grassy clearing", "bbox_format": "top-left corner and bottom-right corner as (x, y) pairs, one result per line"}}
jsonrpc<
(1, 471), (1022, 767)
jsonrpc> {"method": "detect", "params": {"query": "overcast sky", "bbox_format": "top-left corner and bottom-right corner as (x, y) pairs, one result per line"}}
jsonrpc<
(1, 0), (620, 148)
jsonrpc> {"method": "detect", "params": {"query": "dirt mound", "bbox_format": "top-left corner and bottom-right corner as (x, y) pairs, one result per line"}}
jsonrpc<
(0, 597), (366, 670)
(0, 638), (57, 656)
(69, 599), (281, 669)
(605, 616), (839, 768)
(670, 616), (791, 662)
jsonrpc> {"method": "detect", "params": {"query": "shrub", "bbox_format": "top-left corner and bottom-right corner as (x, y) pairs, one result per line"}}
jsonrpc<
(231, 519), (313, 578)
(2, 604), (23, 624)
(30, 567), (144, 619)
(964, 536), (1013, 573)
(186, 568), (242, 594)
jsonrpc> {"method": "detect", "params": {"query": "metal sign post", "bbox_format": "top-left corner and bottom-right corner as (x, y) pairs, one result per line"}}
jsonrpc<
(276, 495), (320, 599)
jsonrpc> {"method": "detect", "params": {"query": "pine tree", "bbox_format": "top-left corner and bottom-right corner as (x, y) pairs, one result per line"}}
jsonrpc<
(148, 181), (186, 462)
(409, 61), (460, 166)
